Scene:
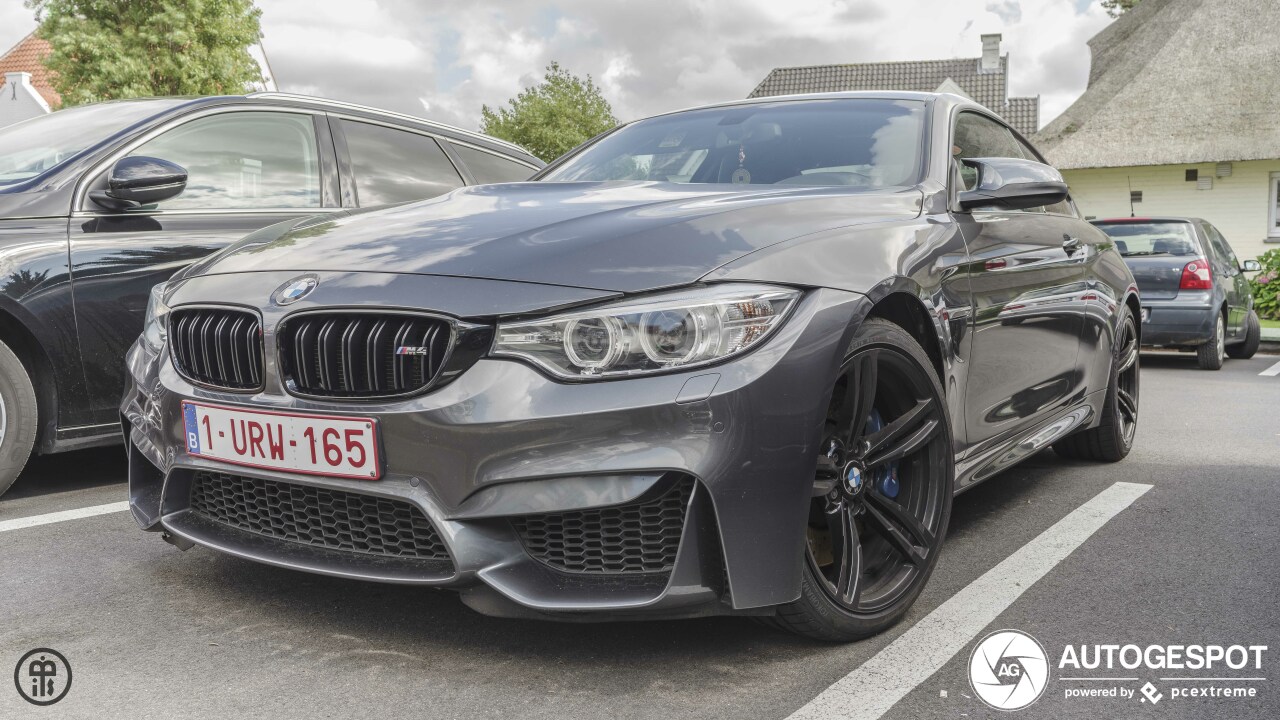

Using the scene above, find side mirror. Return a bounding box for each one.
[957,157,1069,211]
[1241,259,1262,272]
[89,156,187,211]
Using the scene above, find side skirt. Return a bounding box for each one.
[42,422,123,455]
[953,390,1105,493]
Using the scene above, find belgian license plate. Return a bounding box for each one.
[1141,307,1150,323]
[182,401,381,480]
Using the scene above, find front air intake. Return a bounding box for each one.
[511,476,696,575]
[189,471,451,562]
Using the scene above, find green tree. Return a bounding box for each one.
[480,62,618,163]
[26,0,264,107]
[1102,0,1141,17]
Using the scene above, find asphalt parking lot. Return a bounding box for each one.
[2,352,1277,720]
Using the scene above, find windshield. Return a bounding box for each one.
[0,100,185,187]
[542,98,926,188]
[1093,221,1202,257]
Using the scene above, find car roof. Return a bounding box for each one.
[244,92,537,161]
[127,93,540,165]
[1092,217,1205,224]
[646,90,977,120]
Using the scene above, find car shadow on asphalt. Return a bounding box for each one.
[5,445,127,501]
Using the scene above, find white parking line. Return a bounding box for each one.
[0,501,130,533]
[1259,359,1280,377]
[786,481,1153,720]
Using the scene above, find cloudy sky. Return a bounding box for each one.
[2,0,1114,131]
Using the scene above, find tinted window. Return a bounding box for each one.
[341,121,463,205]
[1203,223,1238,265]
[0,99,186,187]
[450,143,536,183]
[953,112,1027,191]
[128,111,321,209]
[543,99,926,188]
[953,112,1026,161]
[1093,221,1202,257]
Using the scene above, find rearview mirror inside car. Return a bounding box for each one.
[89,156,188,212]
[957,157,1069,211]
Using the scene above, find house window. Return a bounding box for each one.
[1270,172,1280,239]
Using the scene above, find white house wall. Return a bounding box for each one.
[0,72,51,129]
[1064,160,1280,263]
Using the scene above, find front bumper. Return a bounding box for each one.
[122,284,868,618]
[1138,292,1217,347]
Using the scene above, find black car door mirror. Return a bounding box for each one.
[89,156,188,211]
[957,157,1069,211]
[1241,259,1262,272]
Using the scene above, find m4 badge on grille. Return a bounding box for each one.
[396,346,432,355]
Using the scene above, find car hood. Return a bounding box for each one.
[191,181,923,293]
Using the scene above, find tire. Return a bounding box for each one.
[0,339,37,497]
[1226,311,1261,359]
[1196,313,1226,370]
[771,318,953,642]
[1054,306,1138,463]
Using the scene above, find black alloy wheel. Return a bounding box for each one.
[1054,305,1139,462]
[773,318,953,641]
[1113,313,1139,447]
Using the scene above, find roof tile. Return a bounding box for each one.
[749,55,1039,135]
[0,33,60,108]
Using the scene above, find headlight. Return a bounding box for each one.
[142,281,170,351]
[492,284,800,379]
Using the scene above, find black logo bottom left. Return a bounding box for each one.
[14,648,72,706]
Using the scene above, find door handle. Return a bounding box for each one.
[1062,234,1082,254]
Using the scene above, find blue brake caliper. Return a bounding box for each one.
[865,409,900,498]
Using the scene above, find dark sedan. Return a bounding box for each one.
[122,92,1140,641]
[1092,217,1262,369]
[0,93,541,495]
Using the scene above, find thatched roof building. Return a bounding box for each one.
[1034,0,1280,170]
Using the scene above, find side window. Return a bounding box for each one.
[449,143,536,184]
[126,112,321,210]
[952,111,1026,190]
[340,120,463,206]
[1204,224,1238,266]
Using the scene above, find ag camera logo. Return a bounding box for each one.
[969,629,1050,711]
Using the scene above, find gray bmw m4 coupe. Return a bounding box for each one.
[122,92,1140,641]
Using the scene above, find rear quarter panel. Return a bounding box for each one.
[1080,222,1139,392]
